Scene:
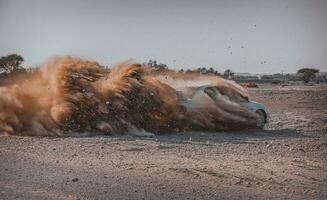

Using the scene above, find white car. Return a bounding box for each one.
[176,85,269,129]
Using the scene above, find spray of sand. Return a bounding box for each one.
[0,57,259,136]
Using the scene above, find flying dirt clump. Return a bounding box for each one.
[0,57,259,136]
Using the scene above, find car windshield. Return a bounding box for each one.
[238,95,249,103]
[208,86,250,103]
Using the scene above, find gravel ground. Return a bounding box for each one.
[1,84,327,200]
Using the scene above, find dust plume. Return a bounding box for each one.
[0,57,259,136]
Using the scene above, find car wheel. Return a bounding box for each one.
[256,110,266,129]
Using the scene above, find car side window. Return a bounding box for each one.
[204,87,216,98]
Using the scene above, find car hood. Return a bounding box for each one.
[241,101,270,118]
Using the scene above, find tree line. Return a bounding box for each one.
[146,59,320,82]
[0,55,321,83]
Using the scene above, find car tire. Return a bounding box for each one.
[256,110,266,129]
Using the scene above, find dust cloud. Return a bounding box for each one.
[0,57,259,136]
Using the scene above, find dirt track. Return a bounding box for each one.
[1,84,327,200]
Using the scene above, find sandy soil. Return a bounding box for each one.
[1,84,327,200]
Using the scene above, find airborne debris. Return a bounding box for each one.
[71,178,79,182]
[0,56,259,136]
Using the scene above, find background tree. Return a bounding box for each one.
[297,68,319,83]
[223,69,234,79]
[208,67,215,74]
[0,54,25,74]
[147,60,168,70]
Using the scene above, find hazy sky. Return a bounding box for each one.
[1,0,327,73]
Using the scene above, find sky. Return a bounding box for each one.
[0,0,327,73]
